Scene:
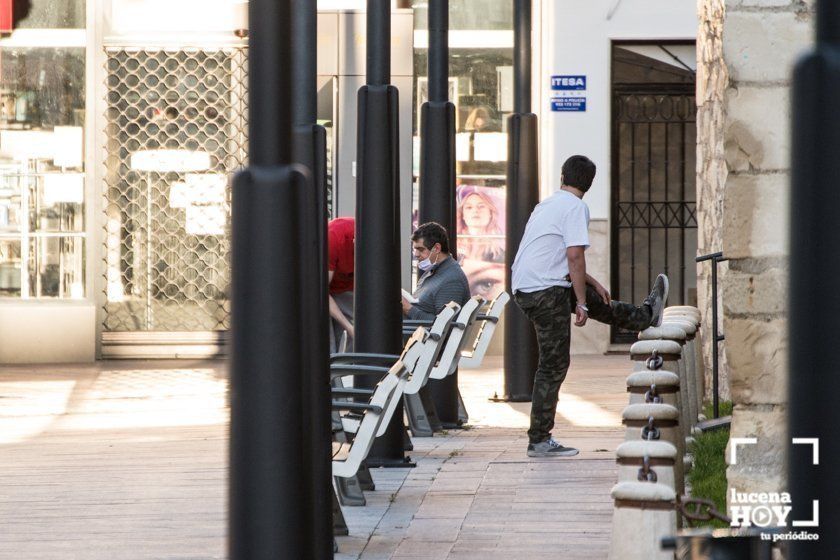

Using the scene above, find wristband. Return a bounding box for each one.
[576,303,589,313]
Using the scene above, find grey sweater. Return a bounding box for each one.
[407,256,471,321]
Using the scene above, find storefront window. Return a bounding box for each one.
[413,43,513,302]
[15,0,86,29]
[102,48,247,331]
[412,0,512,30]
[0,46,86,298]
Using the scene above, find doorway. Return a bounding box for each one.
[610,42,697,343]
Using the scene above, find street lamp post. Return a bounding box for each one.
[229,0,320,557]
[503,0,539,402]
[789,1,840,556]
[419,0,460,426]
[290,1,332,557]
[353,0,410,467]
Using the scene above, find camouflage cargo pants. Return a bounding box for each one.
[514,284,652,444]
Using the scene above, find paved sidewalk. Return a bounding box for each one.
[0,354,630,560]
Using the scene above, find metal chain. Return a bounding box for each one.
[641,416,660,440]
[637,456,658,482]
[644,383,662,404]
[678,497,732,526]
[646,351,664,370]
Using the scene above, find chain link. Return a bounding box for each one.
[646,351,664,370]
[637,456,659,482]
[678,497,732,526]
[644,383,663,404]
[641,416,660,440]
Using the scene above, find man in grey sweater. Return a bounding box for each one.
[402,222,471,320]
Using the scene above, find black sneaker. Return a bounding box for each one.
[527,438,579,457]
[645,274,669,327]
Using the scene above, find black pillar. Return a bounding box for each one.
[229,0,321,557]
[290,0,332,557]
[789,2,840,556]
[354,0,409,467]
[503,0,539,401]
[419,0,459,426]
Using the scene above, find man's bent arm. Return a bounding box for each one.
[328,271,354,333]
[406,304,436,321]
[567,246,588,305]
[584,273,602,288]
[329,294,354,331]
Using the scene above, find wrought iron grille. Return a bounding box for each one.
[611,87,697,343]
[103,48,248,332]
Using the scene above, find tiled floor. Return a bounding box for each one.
[0,354,631,559]
[336,355,628,559]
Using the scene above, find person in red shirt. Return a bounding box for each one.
[328,217,355,353]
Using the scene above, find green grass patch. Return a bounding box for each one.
[688,400,732,528]
[702,400,733,419]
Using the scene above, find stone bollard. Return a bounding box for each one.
[626,368,683,437]
[663,305,700,320]
[616,440,678,492]
[665,308,705,422]
[630,340,687,433]
[608,481,677,560]
[626,368,681,408]
[662,316,701,427]
[622,402,683,494]
[637,326,689,435]
[630,340,683,373]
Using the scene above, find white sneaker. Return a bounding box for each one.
[526,438,579,457]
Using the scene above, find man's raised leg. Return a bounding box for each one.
[573,274,669,332]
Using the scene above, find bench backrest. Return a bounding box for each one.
[334,363,406,478]
[336,338,423,476]
[404,302,460,394]
[374,337,425,437]
[428,296,485,381]
[458,291,510,369]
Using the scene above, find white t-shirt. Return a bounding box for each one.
[511,189,590,293]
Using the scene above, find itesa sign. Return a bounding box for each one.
[550,75,587,112]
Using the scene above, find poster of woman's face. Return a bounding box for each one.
[456,185,506,302]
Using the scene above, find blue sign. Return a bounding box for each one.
[551,97,586,112]
[551,75,586,91]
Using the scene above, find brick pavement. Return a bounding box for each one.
[0,354,630,560]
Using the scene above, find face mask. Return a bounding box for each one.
[418,249,439,271]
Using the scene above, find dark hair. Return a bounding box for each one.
[411,222,450,253]
[561,155,597,192]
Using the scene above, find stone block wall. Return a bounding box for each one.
[717,0,813,501]
[696,0,730,401]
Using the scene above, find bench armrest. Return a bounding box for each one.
[402,328,439,341]
[330,364,390,378]
[403,319,433,327]
[331,401,382,414]
[476,314,499,323]
[332,388,375,398]
[330,352,399,365]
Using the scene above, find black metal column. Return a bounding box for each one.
[229,0,319,557]
[354,0,409,467]
[503,0,539,401]
[290,0,332,557]
[419,0,459,426]
[789,2,840,556]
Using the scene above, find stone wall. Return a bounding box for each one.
[718,0,813,501]
[696,0,730,402]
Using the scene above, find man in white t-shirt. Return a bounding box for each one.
[511,155,669,458]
